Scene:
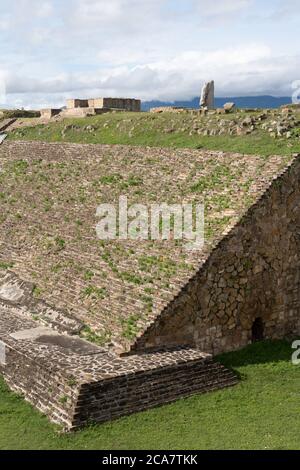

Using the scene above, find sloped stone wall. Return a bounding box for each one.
[132,156,300,355]
[1,141,295,354]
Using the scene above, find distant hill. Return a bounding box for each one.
[142,96,292,111]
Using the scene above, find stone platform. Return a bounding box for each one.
[0,301,237,430]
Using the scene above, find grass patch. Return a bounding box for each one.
[32,286,43,298]
[82,285,107,299]
[80,325,110,346]
[0,339,299,450]
[0,261,14,270]
[121,315,140,340]
[99,174,123,185]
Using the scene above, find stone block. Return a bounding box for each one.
[40,109,61,119]
[66,99,89,109]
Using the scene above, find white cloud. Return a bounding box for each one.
[267,0,300,20]
[36,1,54,18]
[0,14,11,31]
[71,0,123,24]
[3,44,299,108]
[195,0,252,16]
[0,0,299,107]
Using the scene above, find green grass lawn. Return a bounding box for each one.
[0,340,299,450]
[8,112,300,156]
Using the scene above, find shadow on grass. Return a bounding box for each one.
[217,338,298,370]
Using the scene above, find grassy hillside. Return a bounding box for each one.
[8,111,300,156]
[0,340,299,450]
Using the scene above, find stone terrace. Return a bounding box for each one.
[0,141,294,353]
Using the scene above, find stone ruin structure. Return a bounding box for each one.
[200,80,215,110]
[40,97,141,119]
[66,97,141,112]
[0,140,299,429]
[63,97,141,117]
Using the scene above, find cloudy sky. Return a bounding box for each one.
[0,0,299,108]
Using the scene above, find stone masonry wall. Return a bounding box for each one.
[66,99,89,109]
[1,344,78,428]
[132,157,300,355]
[96,98,141,111]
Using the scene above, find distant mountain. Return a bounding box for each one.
[142,96,292,111]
